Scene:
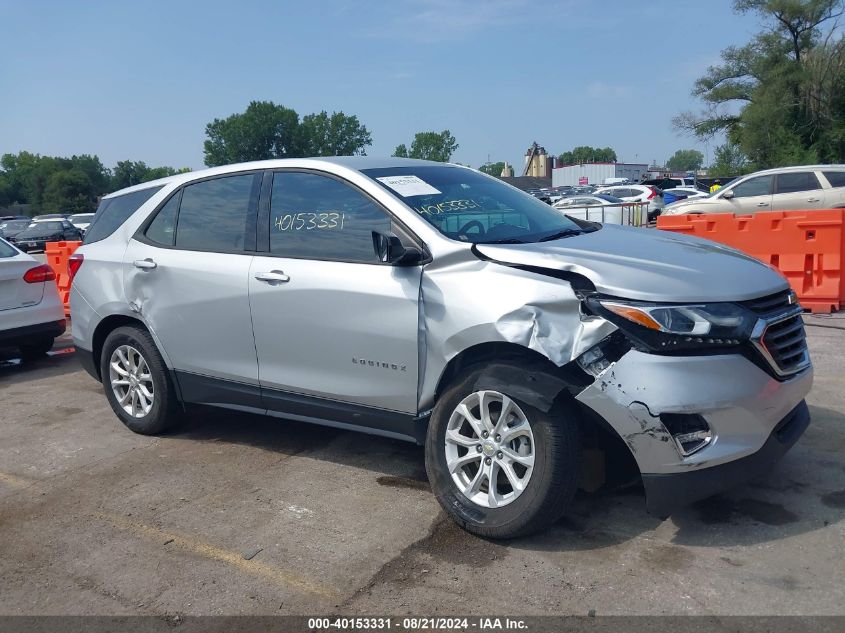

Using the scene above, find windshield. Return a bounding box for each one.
[362,166,596,244]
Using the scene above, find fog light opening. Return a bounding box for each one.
[659,413,713,457]
[576,347,611,377]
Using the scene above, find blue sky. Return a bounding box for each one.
[0,1,763,172]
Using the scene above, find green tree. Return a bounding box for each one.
[674,0,845,168]
[204,100,300,166]
[297,111,372,156]
[479,161,507,176]
[42,169,96,214]
[111,161,191,190]
[710,142,750,175]
[392,130,458,162]
[557,146,617,164]
[666,149,705,172]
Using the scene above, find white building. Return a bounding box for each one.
[552,162,649,187]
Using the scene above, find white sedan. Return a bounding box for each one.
[0,238,65,358]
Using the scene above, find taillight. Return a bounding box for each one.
[23,264,56,284]
[68,253,84,284]
[647,186,657,200]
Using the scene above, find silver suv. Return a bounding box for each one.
[71,158,813,538]
[663,164,845,215]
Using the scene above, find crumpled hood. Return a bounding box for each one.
[475,224,788,302]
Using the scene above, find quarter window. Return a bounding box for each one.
[269,172,391,263]
[775,172,821,194]
[729,176,772,198]
[175,174,257,252]
[823,171,845,188]
[145,192,181,246]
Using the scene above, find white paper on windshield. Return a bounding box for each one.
[376,175,441,197]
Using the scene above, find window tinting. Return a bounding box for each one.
[823,171,845,188]
[0,239,16,258]
[776,172,821,194]
[730,175,772,198]
[145,193,180,246]
[84,186,163,244]
[270,172,390,262]
[175,174,256,252]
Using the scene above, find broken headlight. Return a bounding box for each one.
[586,297,756,352]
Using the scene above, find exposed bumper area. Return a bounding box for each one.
[0,319,66,346]
[643,400,810,517]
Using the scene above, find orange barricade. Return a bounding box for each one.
[657,210,844,313]
[45,241,82,317]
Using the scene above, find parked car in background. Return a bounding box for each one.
[662,165,845,216]
[594,184,664,220]
[0,237,65,359]
[662,187,709,205]
[31,213,70,221]
[642,177,704,190]
[13,220,82,252]
[69,213,96,234]
[71,157,812,538]
[0,215,30,222]
[554,194,626,224]
[0,219,33,241]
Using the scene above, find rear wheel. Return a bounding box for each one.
[19,337,54,360]
[100,326,181,435]
[426,363,580,538]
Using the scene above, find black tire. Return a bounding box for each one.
[99,325,181,435]
[19,337,54,360]
[425,363,580,539]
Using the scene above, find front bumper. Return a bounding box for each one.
[642,400,809,517]
[575,349,813,513]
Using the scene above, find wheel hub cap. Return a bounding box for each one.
[444,390,536,509]
[109,344,154,419]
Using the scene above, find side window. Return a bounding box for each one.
[775,172,821,194]
[270,172,391,263]
[822,171,845,188]
[730,175,772,198]
[84,186,164,244]
[145,192,181,246]
[175,174,256,252]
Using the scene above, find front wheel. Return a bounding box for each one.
[100,325,181,435]
[425,364,580,538]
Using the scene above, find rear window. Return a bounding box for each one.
[775,172,821,194]
[0,239,17,258]
[823,171,845,188]
[84,186,163,244]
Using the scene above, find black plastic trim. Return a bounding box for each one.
[642,400,810,518]
[0,319,66,345]
[76,346,99,380]
[173,370,428,444]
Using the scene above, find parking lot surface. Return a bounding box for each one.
[1,317,844,616]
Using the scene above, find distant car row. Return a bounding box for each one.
[0,213,94,252]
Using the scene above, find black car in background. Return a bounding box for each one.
[12,220,82,252]
[0,219,33,241]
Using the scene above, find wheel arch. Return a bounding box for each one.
[90,314,172,380]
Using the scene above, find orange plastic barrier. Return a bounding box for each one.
[657,210,844,313]
[45,241,82,317]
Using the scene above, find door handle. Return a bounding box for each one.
[807,197,821,202]
[756,202,769,207]
[254,270,290,283]
[133,258,157,270]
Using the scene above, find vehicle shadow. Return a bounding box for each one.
[0,339,80,385]
[167,402,845,552]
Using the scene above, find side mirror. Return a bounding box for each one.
[372,231,424,266]
[721,189,734,199]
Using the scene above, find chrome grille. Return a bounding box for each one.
[751,307,811,377]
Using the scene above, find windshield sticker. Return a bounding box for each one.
[376,175,442,197]
[415,199,482,216]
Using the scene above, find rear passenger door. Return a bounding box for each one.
[123,172,262,396]
[249,170,422,417]
[771,171,826,211]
